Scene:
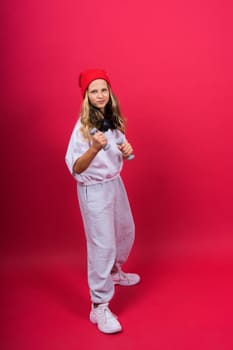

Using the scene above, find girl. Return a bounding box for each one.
[65,69,140,334]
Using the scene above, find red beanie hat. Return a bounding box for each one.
[78,69,111,97]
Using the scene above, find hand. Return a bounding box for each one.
[91,130,108,151]
[118,141,133,159]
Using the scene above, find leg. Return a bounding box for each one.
[77,181,123,334]
[111,177,140,286]
[77,181,116,304]
[112,176,135,271]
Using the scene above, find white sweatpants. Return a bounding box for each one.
[77,176,135,304]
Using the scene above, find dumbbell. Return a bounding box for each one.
[116,136,135,160]
[90,128,111,150]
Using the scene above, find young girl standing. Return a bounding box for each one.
[65,69,140,334]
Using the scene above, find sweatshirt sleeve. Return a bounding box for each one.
[65,119,89,175]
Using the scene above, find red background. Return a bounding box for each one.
[2,1,233,349]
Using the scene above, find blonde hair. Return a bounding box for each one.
[79,87,126,140]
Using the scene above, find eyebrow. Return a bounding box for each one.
[89,87,108,93]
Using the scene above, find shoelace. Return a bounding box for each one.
[97,305,118,324]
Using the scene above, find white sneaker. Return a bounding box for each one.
[90,303,122,334]
[111,269,140,286]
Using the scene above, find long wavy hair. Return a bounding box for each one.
[80,86,126,140]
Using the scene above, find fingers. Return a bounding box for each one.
[92,131,108,150]
[118,142,133,157]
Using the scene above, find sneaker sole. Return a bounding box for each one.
[90,312,122,334]
[112,277,141,286]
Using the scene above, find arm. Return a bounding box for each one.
[73,131,108,174]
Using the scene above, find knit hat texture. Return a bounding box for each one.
[79,69,111,97]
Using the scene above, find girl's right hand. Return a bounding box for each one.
[91,131,108,151]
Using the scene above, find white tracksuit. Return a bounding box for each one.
[65,118,135,303]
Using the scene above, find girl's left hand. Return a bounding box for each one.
[118,142,133,159]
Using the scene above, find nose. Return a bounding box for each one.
[97,91,104,98]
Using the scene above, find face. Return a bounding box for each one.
[87,79,110,112]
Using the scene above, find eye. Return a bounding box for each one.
[89,89,97,94]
